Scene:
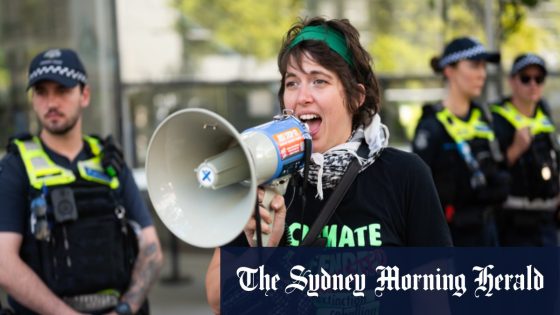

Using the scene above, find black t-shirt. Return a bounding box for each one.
[231,148,452,247]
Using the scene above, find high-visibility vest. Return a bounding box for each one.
[436,107,495,143]
[13,135,119,190]
[491,101,555,135]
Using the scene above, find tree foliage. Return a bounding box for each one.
[171,0,557,74]
[368,0,552,74]
[172,0,303,60]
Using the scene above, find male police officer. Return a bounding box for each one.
[0,48,163,314]
[492,53,560,246]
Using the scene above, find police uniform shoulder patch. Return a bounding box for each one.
[6,132,34,154]
[414,130,430,151]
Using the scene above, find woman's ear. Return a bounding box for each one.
[357,84,365,107]
[442,66,453,80]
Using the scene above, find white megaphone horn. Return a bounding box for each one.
[145,108,311,248]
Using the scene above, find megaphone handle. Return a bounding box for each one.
[255,176,290,246]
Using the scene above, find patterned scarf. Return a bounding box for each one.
[300,114,389,200]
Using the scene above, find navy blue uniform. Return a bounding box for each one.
[492,99,559,246]
[412,103,509,246]
[0,138,153,314]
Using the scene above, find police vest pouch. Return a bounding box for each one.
[51,187,78,223]
[46,213,134,296]
[473,169,510,206]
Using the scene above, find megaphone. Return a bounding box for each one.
[146,108,310,248]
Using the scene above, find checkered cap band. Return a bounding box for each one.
[511,54,546,75]
[28,65,87,85]
[439,44,486,68]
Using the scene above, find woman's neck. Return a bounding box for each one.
[443,88,471,118]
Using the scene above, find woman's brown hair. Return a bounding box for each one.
[277,17,380,129]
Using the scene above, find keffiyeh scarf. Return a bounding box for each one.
[300,114,390,200]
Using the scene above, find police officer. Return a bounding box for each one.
[412,37,510,246]
[0,49,163,315]
[491,53,560,246]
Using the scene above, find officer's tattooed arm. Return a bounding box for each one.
[121,226,164,313]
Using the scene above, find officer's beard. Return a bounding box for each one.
[40,108,82,135]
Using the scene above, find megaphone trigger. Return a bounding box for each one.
[254,175,291,246]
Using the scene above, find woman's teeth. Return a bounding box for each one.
[299,114,319,121]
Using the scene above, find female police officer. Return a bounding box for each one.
[412,37,510,246]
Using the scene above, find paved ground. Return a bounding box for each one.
[149,248,214,315]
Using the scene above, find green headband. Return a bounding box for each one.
[288,25,353,66]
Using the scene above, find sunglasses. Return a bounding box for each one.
[519,74,545,85]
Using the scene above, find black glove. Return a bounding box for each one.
[101,135,125,177]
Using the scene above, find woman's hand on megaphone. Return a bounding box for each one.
[244,188,287,247]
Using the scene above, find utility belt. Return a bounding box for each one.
[64,297,150,315]
[502,195,559,212]
[62,290,120,314]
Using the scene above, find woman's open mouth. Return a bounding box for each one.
[299,113,322,136]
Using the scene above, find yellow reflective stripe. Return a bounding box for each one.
[77,157,120,189]
[83,135,102,156]
[14,137,75,189]
[436,107,494,142]
[532,108,555,134]
[81,135,120,189]
[491,102,555,135]
[14,135,120,190]
[491,104,525,129]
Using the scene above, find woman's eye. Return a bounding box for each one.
[285,81,297,88]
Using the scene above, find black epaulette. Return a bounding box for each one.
[538,99,552,117]
[421,102,443,118]
[537,99,560,152]
[472,102,493,124]
[6,132,34,154]
[88,133,103,142]
[472,102,504,163]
